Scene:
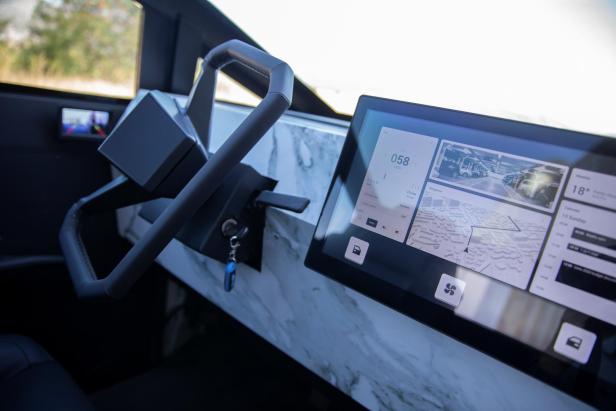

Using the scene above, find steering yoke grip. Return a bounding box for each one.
[59,40,294,299]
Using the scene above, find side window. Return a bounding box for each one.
[195,58,260,107]
[0,0,142,98]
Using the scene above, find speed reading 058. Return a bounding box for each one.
[390,153,410,166]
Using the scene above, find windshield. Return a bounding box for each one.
[210,0,616,137]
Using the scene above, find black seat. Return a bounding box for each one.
[0,335,93,411]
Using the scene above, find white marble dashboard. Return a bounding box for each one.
[116,101,592,411]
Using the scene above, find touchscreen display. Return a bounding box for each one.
[306,96,616,407]
[61,107,110,139]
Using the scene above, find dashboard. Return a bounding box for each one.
[306,95,616,408]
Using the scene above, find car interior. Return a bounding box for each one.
[0,1,615,410]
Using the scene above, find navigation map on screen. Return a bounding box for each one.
[408,183,552,289]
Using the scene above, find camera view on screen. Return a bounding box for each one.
[61,108,110,138]
[431,141,567,212]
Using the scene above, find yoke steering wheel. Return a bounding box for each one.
[59,40,294,299]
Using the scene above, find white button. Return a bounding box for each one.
[553,322,596,364]
[344,236,369,265]
[434,273,466,307]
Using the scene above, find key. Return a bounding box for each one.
[223,227,248,292]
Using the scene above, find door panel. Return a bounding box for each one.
[0,84,168,390]
[0,85,128,255]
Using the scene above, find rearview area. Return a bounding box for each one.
[60,107,110,139]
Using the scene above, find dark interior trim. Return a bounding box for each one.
[0,83,131,105]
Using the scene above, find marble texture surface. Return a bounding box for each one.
[116,102,592,411]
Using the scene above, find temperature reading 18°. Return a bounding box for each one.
[565,169,616,210]
[390,153,410,166]
[571,185,589,196]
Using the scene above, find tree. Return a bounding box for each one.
[0,18,13,75]
[14,0,140,83]
[0,18,8,39]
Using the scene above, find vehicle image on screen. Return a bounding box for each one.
[504,166,561,207]
[437,146,465,177]
[472,162,489,177]
[437,146,487,178]
[503,172,522,187]
[455,156,486,178]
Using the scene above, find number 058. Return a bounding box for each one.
[391,154,410,166]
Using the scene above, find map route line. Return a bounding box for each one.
[464,216,521,253]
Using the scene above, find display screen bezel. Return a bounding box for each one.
[305,95,616,408]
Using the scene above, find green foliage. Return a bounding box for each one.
[0,18,8,39]
[3,0,140,84]
[0,18,14,76]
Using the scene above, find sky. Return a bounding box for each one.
[1,0,615,136]
[211,0,616,137]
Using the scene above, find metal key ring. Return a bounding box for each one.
[229,235,240,249]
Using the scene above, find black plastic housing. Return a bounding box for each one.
[139,164,276,270]
[98,90,207,198]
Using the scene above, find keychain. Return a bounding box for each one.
[224,226,248,292]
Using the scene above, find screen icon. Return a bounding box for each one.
[553,322,596,364]
[344,237,369,265]
[434,273,466,307]
[566,336,582,349]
